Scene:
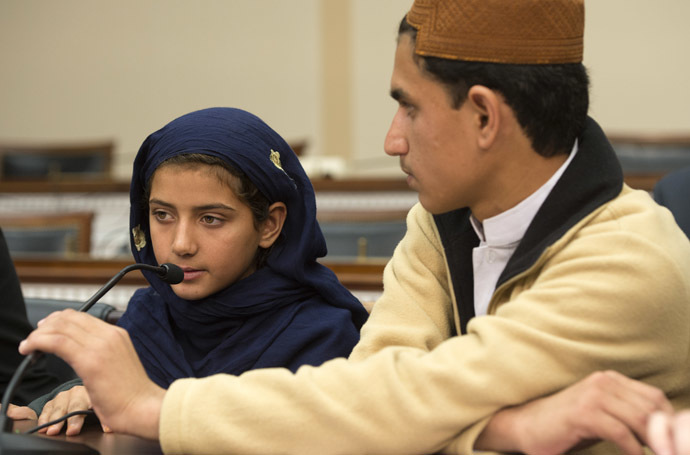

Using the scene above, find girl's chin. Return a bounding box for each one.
[171,284,211,301]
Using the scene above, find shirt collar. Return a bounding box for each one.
[471,140,579,247]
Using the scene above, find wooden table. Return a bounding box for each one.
[10,418,163,454]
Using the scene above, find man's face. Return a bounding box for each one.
[384,34,489,215]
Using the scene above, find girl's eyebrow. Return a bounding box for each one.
[149,198,236,212]
[196,203,236,212]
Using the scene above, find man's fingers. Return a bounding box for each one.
[18,309,111,366]
[570,371,675,454]
[603,371,674,414]
[673,411,690,455]
[599,385,662,443]
[589,411,646,455]
[648,412,674,455]
[19,311,87,359]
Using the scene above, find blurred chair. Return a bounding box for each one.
[288,140,308,157]
[610,134,690,191]
[0,212,94,257]
[24,297,122,383]
[317,210,408,260]
[653,166,690,239]
[0,141,113,181]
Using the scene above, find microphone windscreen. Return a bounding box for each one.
[160,263,184,284]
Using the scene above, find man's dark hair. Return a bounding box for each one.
[399,17,589,157]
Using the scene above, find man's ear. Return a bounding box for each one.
[259,202,287,248]
[467,85,501,150]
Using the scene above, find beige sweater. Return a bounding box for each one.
[160,187,690,454]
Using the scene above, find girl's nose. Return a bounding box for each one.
[171,223,198,257]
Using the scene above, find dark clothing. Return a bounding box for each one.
[29,108,369,414]
[0,229,62,405]
[653,166,690,238]
[125,107,367,388]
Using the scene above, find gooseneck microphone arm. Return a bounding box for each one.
[0,262,183,454]
[78,263,184,314]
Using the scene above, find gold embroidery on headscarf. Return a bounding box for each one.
[132,225,146,251]
[270,149,284,172]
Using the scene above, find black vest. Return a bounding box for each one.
[433,118,623,334]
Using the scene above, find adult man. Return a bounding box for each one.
[18,0,690,454]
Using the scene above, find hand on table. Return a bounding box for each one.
[18,309,165,440]
[37,385,113,436]
[5,403,37,420]
[475,370,674,455]
[5,386,108,435]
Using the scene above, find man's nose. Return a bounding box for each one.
[384,110,409,156]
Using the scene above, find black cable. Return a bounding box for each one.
[23,410,95,434]
[0,262,182,438]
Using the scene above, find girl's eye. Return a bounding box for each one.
[152,210,170,221]
[201,215,221,225]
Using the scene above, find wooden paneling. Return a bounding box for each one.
[0,177,412,194]
[13,256,386,291]
[0,179,130,193]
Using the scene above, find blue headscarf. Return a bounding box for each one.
[117,107,368,388]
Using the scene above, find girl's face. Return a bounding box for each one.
[148,164,280,300]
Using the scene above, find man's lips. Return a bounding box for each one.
[400,163,412,178]
[400,166,415,186]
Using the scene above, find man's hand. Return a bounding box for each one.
[18,309,165,440]
[475,370,674,455]
[648,410,690,455]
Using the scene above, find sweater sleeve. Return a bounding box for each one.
[349,203,456,361]
[159,192,690,455]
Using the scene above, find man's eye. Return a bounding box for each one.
[399,101,415,116]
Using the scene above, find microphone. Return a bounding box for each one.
[0,262,183,454]
[156,263,185,285]
[78,263,183,314]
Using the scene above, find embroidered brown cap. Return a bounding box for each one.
[406,0,584,64]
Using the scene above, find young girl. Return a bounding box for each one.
[11,107,368,434]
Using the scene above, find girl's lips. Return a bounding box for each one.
[181,268,204,281]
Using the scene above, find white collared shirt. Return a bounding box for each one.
[470,141,578,316]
